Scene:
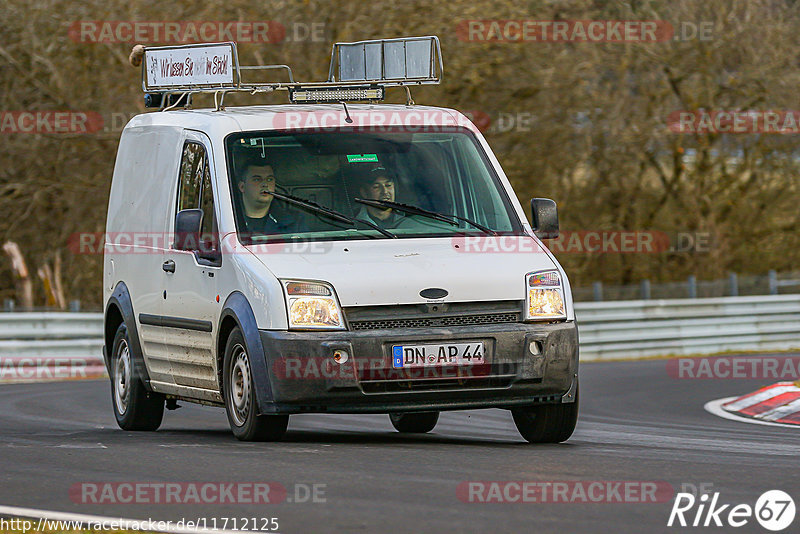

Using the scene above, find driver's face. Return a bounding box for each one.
[239,165,275,205]
[362,175,395,203]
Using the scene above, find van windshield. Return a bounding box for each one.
[225,128,522,242]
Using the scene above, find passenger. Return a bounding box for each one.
[353,166,405,229]
[237,159,300,235]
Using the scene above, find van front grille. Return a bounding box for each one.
[344,300,523,331]
[350,312,519,331]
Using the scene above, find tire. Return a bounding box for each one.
[389,411,440,433]
[511,384,579,443]
[110,323,165,431]
[223,327,288,441]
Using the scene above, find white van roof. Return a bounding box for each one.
[123,104,478,140]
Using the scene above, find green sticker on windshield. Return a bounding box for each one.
[347,154,379,163]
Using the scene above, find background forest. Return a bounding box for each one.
[2,0,799,308]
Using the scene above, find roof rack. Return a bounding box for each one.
[139,36,442,111]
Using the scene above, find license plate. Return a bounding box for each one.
[392,342,485,368]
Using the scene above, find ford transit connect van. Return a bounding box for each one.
[103,37,578,442]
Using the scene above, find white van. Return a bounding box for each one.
[103,37,578,442]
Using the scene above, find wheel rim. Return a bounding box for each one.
[114,339,132,415]
[228,343,252,427]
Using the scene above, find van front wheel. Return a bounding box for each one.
[511,385,579,443]
[110,323,164,431]
[389,411,439,433]
[223,328,288,441]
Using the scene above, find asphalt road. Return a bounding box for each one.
[1,356,799,534]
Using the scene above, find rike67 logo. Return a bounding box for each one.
[668,490,795,531]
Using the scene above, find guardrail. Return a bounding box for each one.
[0,312,102,340]
[0,313,105,381]
[1,295,800,376]
[0,312,103,358]
[576,294,800,360]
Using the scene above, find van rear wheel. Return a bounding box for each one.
[110,323,164,431]
[223,327,289,441]
[389,411,439,433]
[511,384,579,443]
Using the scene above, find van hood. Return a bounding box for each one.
[244,236,561,307]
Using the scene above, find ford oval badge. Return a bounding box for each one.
[420,288,448,299]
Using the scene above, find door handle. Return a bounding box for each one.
[162,260,176,273]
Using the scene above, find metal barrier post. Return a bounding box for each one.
[769,270,778,295]
[592,281,603,302]
[640,280,651,300]
[729,272,738,297]
[687,275,697,298]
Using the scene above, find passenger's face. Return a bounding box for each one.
[239,165,275,205]
[362,175,395,203]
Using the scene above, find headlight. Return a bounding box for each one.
[525,270,566,321]
[282,280,346,330]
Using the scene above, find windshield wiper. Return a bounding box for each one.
[354,198,498,236]
[269,191,396,239]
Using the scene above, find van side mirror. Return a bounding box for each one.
[174,209,203,251]
[530,198,559,239]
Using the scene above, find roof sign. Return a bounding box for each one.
[143,42,237,90]
[329,36,442,84]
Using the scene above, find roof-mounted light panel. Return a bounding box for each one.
[328,36,442,84]
[137,36,442,110]
[289,86,384,104]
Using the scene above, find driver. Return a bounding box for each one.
[237,159,299,235]
[353,166,404,229]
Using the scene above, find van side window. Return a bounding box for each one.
[178,143,205,211]
[176,142,220,265]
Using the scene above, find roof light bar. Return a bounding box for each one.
[290,86,384,103]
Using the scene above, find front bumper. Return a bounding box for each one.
[257,321,578,414]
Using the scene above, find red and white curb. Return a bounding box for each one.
[705,382,800,428]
